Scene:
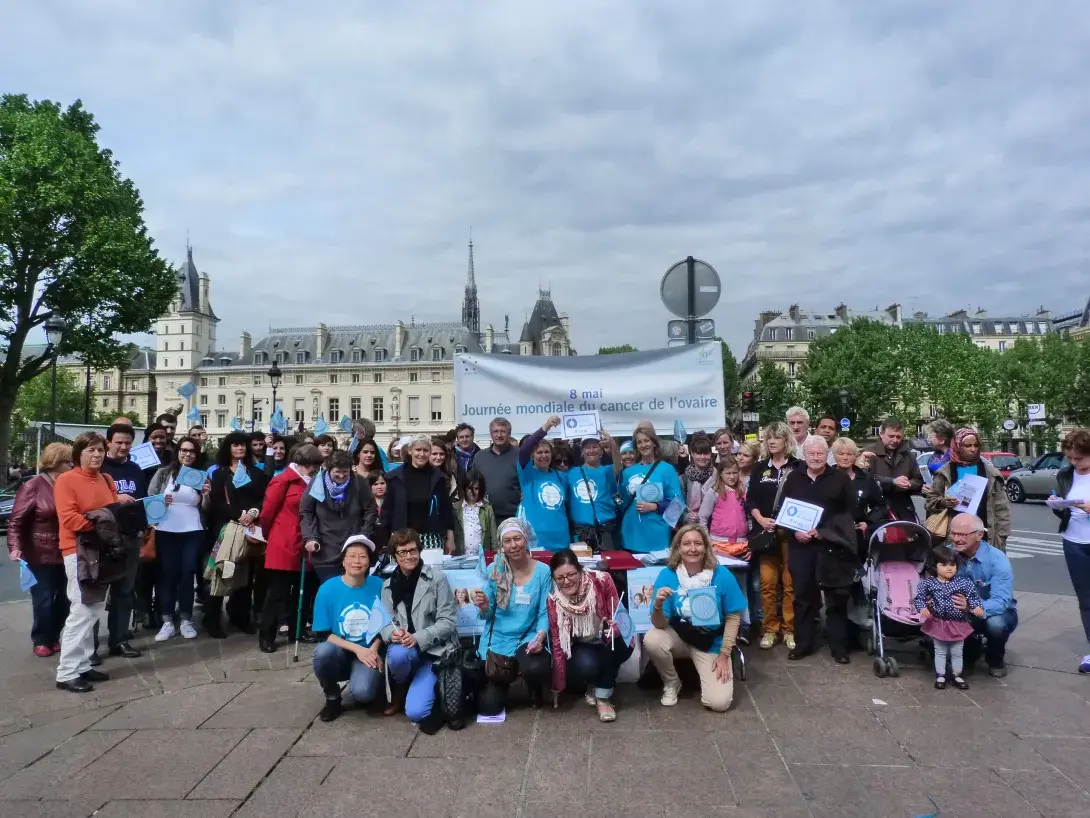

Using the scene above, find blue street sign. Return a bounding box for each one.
[839,418,850,430]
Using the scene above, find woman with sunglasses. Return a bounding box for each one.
[148,438,212,641]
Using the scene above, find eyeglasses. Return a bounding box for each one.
[553,572,580,585]
[950,529,982,539]
[395,548,419,558]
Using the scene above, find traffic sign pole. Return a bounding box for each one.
[686,256,696,345]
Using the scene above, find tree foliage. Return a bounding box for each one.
[754,359,792,426]
[717,338,740,414]
[0,94,175,472]
[597,345,638,355]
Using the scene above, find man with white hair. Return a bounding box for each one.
[786,407,810,459]
[949,513,1017,678]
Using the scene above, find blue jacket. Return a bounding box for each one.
[957,541,1016,619]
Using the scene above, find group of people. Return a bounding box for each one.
[6,405,1086,723]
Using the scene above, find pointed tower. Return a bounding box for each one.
[461,237,481,342]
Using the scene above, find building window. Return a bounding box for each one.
[129,379,138,390]
[807,329,815,340]
[181,325,186,333]
[431,371,441,382]
[432,346,443,361]
[180,341,185,351]
[871,425,882,437]
[217,394,226,405]
[1037,322,1048,334]
[218,377,226,387]
[374,372,383,383]
[275,351,287,365]
[1010,323,1019,335]
[928,404,938,417]
[163,359,169,368]
[254,406,264,423]
[999,341,1007,352]
[409,372,419,383]
[352,373,361,384]
[254,352,266,366]
[351,348,362,363]
[374,348,387,363]
[216,412,227,427]
[372,397,384,422]
[994,323,1006,334]
[293,399,305,424]
[430,396,442,422]
[102,376,111,390]
[454,345,467,354]
[768,329,776,341]
[296,351,307,364]
[551,343,562,356]
[330,374,338,384]
[351,397,362,420]
[102,397,110,408]
[785,328,794,341]
[164,341,170,351]
[295,374,304,385]
[330,349,343,363]
[408,347,420,362]
[972,323,982,335]
[198,393,207,405]
[199,413,208,427]
[1024,322,1033,334]
[253,375,262,386]
[787,362,796,377]
[407,396,420,422]
[200,377,208,387]
[128,397,135,407]
[328,398,340,418]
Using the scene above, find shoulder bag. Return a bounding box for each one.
[483,586,540,685]
[749,467,789,556]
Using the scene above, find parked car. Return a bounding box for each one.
[981,452,1023,479]
[1006,451,1069,503]
[0,491,15,534]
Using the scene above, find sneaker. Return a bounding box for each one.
[660,680,682,707]
[154,621,175,642]
[784,633,796,652]
[319,698,343,722]
[759,632,777,650]
[1079,655,1090,674]
[179,620,198,640]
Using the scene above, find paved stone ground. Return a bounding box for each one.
[0,591,1087,818]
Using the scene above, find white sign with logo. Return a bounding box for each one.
[1028,403,1046,427]
[455,343,726,436]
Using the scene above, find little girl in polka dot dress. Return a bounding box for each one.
[912,545,984,690]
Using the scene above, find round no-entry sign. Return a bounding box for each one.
[840,418,850,431]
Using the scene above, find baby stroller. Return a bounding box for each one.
[858,520,933,678]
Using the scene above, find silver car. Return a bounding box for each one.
[1005,451,1069,503]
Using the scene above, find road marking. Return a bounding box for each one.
[1007,536,1066,548]
[1012,529,1062,538]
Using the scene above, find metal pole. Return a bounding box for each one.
[50,357,58,435]
[685,255,696,344]
[84,362,91,423]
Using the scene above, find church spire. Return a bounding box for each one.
[461,235,481,341]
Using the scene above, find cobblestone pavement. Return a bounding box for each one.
[0,591,1087,817]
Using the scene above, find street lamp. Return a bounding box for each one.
[837,388,850,417]
[267,361,282,419]
[43,316,66,435]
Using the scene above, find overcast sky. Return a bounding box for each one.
[4,1,1089,358]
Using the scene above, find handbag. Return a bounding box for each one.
[484,611,538,686]
[750,468,790,556]
[139,528,156,562]
[668,615,719,652]
[925,510,950,538]
[434,648,469,730]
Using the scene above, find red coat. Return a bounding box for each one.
[259,468,308,572]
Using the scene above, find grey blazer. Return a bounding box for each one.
[380,564,458,660]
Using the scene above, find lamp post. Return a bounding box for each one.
[267,361,282,420]
[838,388,850,419]
[43,316,66,435]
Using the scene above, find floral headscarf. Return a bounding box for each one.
[950,427,981,466]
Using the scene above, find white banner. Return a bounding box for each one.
[455,342,725,437]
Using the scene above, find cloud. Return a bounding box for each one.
[3,0,1089,357]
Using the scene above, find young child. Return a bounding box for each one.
[698,455,749,560]
[368,472,387,514]
[913,545,985,690]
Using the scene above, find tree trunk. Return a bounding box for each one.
[0,385,20,478]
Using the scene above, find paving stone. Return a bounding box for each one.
[722,761,808,810]
[187,727,302,799]
[51,729,247,801]
[1023,736,1090,782]
[93,801,240,818]
[0,799,107,817]
[519,735,588,802]
[997,768,1090,815]
[761,706,913,765]
[409,716,536,760]
[233,756,335,818]
[289,715,416,758]
[0,707,118,764]
[0,730,132,800]
[853,765,1039,818]
[591,733,728,807]
[199,682,320,729]
[309,758,468,816]
[91,683,249,730]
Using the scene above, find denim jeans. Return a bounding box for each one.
[1062,538,1090,648]
[969,608,1019,667]
[27,563,69,647]
[312,641,382,703]
[386,643,439,722]
[566,639,634,700]
[156,530,204,620]
[106,536,140,647]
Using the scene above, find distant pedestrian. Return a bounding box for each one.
[1049,429,1090,673]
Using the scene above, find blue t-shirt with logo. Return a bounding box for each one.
[620,462,682,553]
[651,565,747,655]
[312,574,384,645]
[517,462,571,551]
[568,464,618,527]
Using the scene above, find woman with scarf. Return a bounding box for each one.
[546,548,631,722]
[257,444,325,652]
[300,450,379,583]
[644,524,747,711]
[472,518,551,714]
[680,433,715,524]
[925,427,1011,551]
[379,529,458,726]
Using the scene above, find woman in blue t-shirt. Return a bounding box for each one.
[517,416,571,551]
[643,524,747,712]
[617,427,683,553]
[472,518,551,714]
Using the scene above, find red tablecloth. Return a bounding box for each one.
[482,550,644,571]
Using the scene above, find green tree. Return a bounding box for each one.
[754,359,792,426]
[597,345,638,354]
[716,338,741,414]
[0,94,175,473]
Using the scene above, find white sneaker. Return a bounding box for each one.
[660,680,682,707]
[154,621,175,642]
[179,620,198,640]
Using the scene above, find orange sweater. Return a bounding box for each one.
[54,467,119,557]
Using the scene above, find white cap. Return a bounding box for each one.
[341,534,376,554]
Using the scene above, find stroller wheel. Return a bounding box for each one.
[885,657,900,678]
[873,657,888,678]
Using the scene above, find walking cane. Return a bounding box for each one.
[293,552,309,663]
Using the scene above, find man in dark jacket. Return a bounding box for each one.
[473,416,521,520]
[865,418,923,523]
[99,423,148,659]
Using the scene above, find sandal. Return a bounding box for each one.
[596,699,616,722]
